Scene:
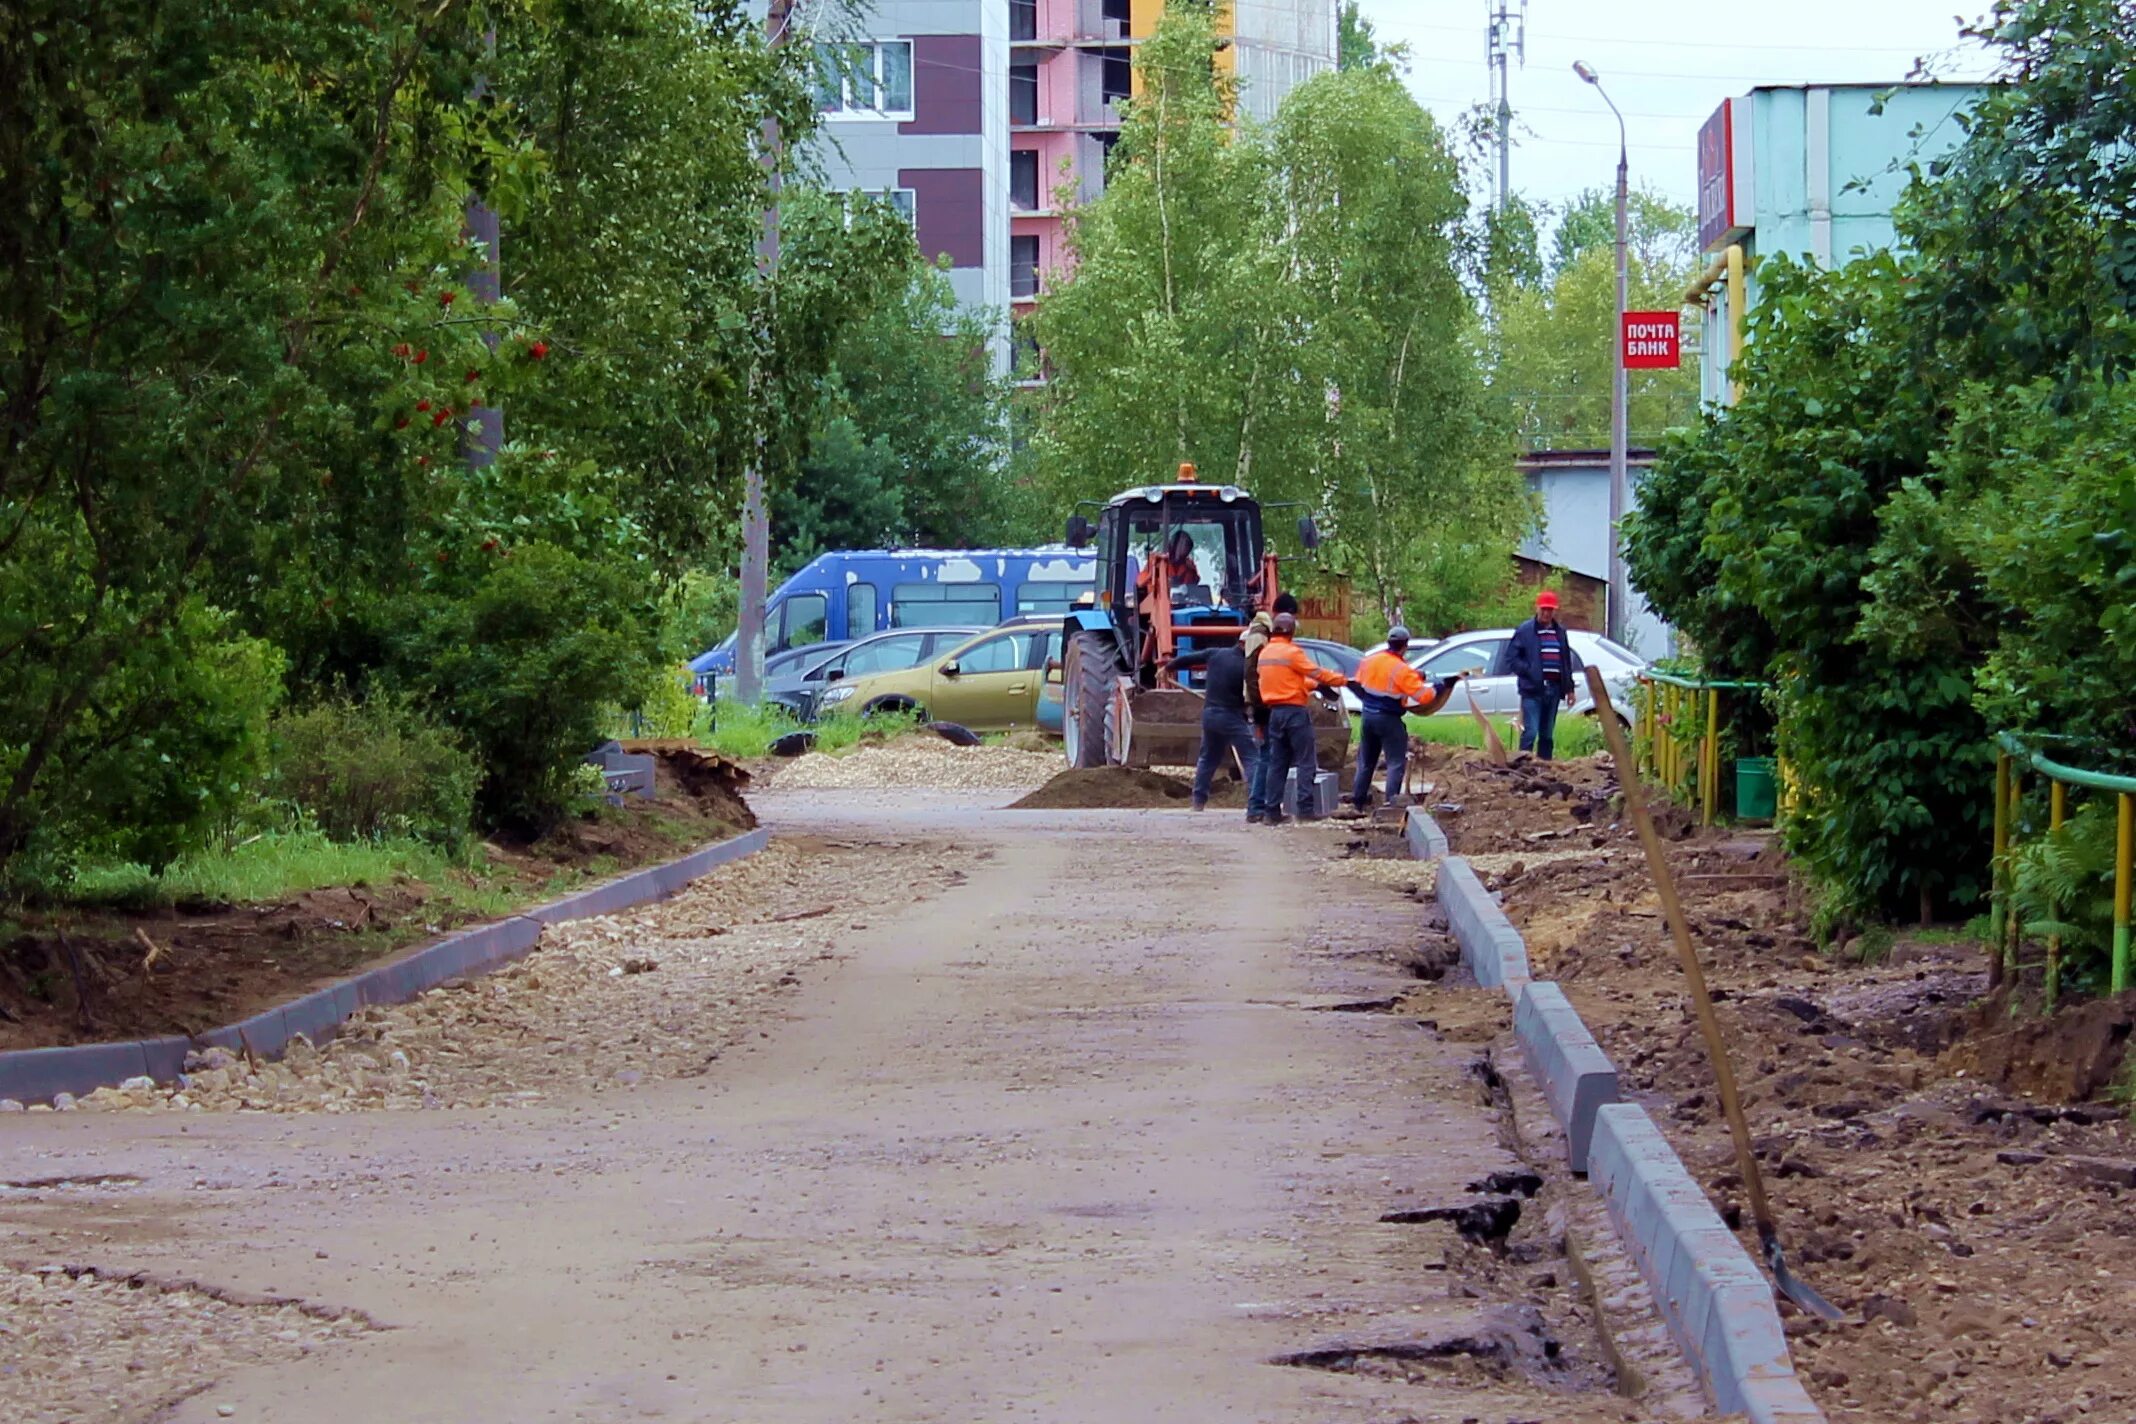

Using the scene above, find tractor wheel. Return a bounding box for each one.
[1062,629,1121,768]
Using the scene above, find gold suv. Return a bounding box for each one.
[815,616,1062,732]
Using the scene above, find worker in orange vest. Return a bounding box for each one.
[1346,627,1461,814]
[1255,612,1346,825]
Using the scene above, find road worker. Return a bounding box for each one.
[1255,611,1346,826]
[1241,593,1295,823]
[1345,627,1461,814]
[1163,641,1259,817]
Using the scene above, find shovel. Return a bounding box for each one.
[1463,678,1510,766]
[1585,668,1845,1323]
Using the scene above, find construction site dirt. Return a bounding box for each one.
[1422,746,2136,1424]
[0,747,754,1054]
[6,777,1702,1424]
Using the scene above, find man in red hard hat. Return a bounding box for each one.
[1505,590,1584,761]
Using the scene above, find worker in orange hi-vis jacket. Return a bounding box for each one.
[1345,626,1462,815]
[1255,612,1346,826]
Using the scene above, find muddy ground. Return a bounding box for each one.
[0,747,753,1053]
[1422,747,2136,1424]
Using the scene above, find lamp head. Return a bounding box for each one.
[1573,60,1599,85]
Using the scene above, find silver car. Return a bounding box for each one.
[1410,628,1647,723]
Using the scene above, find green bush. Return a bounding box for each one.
[406,544,659,835]
[624,662,707,741]
[268,696,478,845]
[3,604,285,893]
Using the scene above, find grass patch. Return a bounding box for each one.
[68,830,480,910]
[1396,711,1604,759]
[702,702,889,759]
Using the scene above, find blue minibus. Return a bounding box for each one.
[692,548,1096,678]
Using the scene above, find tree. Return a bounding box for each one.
[1338,2,1399,73]
[1490,194,1702,452]
[1548,187,1699,278]
[0,0,924,872]
[1033,11,1521,632]
[1621,0,2136,930]
[776,256,1029,566]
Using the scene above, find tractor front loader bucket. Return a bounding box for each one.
[1116,685,1352,777]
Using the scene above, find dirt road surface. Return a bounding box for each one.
[4,791,1651,1423]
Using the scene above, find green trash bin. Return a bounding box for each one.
[1735,756,1777,821]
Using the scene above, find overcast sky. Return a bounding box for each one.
[1359,0,2001,219]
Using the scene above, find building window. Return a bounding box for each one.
[846,187,917,226]
[814,41,914,119]
[1010,62,1039,126]
[1010,150,1039,211]
[1011,235,1040,300]
[1010,0,1037,42]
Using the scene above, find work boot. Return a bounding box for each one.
[1263,811,1288,828]
[1244,811,1264,824]
[1190,798,1207,812]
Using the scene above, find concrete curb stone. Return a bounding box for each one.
[1588,1104,1826,1424]
[1414,817,1823,1422]
[1402,808,1450,861]
[0,825,771,1105]
[1512,980,1621,1174]
[1435,856,1532,993]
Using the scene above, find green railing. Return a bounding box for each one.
[1992,731,2136,1003]
[1634,671,1773,826]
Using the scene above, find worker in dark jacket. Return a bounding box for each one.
[1256,612,1346,825]
[1165,642,1259,817]
[1241,593,1297,822]
[1347,627,1461,813]
[1504,591,1584,761]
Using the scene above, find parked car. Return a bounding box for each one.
[817,615,1064,731]
[1408,627,1647,722]
[695,639,850,700]
[1296,638,1366,716]
[691,547,1095,676]
[767,627,982,721]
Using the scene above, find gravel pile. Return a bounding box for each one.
[44,840,972,1115]
[0,1264,373,1424]
[772,738,1058,792]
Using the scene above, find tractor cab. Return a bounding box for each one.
[1059,466,1345,771]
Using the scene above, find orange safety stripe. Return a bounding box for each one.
[1256,638,1345,706]
[1356,650,1426,702]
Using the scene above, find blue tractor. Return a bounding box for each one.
[1058,468,1347,771]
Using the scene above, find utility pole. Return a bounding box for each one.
[737,0,795,707]
[465,32,502,470]
[1575,60,1630,646]
[1486,0,1527,212]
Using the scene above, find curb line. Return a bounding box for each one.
[1589,1105,1827,1424]
[1402,807,1449,861]
[0,825,770,1106]
[1512,980,1621,1174]
[1435,856,1531,993]
[1416,834,1826,1423]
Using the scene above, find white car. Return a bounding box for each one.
[1408,627,1646,723]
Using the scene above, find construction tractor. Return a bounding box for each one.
[1058,467,1349,771]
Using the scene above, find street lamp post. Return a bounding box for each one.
[1574,60,1629,647]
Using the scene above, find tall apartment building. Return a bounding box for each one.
[799,1,1335,373]
[1009,1,1336,361]
[805,2,1013,369]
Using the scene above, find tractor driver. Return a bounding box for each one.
[1135,529,1202,615]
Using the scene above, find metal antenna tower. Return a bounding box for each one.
[1487,0,1528,211]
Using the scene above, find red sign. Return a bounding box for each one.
[1697,99,1738,252]
[1622,311,1681,369]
